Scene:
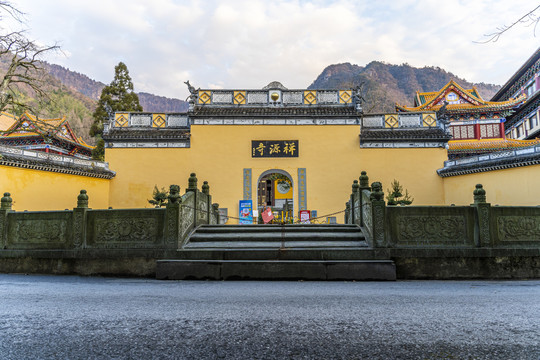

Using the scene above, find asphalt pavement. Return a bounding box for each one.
[0,274,539,359]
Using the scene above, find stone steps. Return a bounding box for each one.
[183,224,368,249]
[157,224,395,280]
[156,260,396,281]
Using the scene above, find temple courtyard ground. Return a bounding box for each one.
[0,274,538,359]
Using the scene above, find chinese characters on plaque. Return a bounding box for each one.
[251,140,299,158]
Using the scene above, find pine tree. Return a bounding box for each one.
[148,185,169,207]
[386,180,414,206]
[90,62,143,160]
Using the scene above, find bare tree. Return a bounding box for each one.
[476,4,540,43]
[0,1,59,116]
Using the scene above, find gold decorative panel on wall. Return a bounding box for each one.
[114,113,129,128]
[152,114,166,128]
[198,91,212,104]
[422,113,436,127]
[304,91,317,105]
[233,91,246,105]
[384,114,399,128]
[339,90,352,104]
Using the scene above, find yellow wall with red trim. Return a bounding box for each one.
[0,165,110,211]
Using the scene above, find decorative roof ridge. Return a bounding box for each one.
[397,92,525,112]
[448,138,540,151]
[197,88,354,92]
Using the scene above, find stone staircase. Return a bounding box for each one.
[183,224,368,249]
[156,224,396,281]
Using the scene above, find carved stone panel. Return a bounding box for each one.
[497,216,540,242]
[395,215,469,246]
[86,209,164,249]
[361,193,373,241]
[7,212,72,249]
[181,194,195,239]
[197,197,208,223]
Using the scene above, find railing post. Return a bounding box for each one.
[212,203,220,225]
[186,173,200,226]
[187,173,198,192]
[345,201,351,224]
[370,182,387,247]
[472,184,491,247]
[351,180,360,224]
[0,192,13,249]
[165,185,182,248]
[202,181,211,225]
[358,171,370,227]
[72,190,88,248]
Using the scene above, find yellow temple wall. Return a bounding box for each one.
[106,125,447,222]
[442,165,540,206]
[0,165,110,211]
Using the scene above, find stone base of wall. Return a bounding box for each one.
[0,250,178,277]
[0,248,539,280]
[394,256,540,280]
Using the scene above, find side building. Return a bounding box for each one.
[396,80,531,159]
[491,47,540,140]
[0,112,93,158]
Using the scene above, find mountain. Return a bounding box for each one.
[43,63,188,112]
[138,92,188,112]
[309,61,501,113]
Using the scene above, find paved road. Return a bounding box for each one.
[0,274,539,359]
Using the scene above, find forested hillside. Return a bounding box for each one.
[309,62,500,113]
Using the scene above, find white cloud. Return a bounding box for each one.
[9,0,540,99]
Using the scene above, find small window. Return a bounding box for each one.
[527,85,534,97]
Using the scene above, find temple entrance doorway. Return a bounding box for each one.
[257,169,293,222]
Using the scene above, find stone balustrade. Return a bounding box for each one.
[346,173,540,249]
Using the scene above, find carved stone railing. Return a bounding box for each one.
[345,176,540,249]
[361,190,373,243]
[0,174,220,251]
[385,206,476,248]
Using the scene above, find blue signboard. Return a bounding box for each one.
[239,200,253,225]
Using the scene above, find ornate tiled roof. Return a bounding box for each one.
[360,128,451,142]
[396,80,525,114]
[0,112,17,131]
[1,112,94,150]
[448,138,540,153]
[0,144,115,179]
[104,128,190,141]
[438,144,540,177]
[191,106,358,117]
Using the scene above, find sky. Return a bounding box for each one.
[4,0,540,100]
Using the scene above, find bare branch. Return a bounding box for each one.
[0,1,24,23]
[475,4,540,43]
[0,31,60,116]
